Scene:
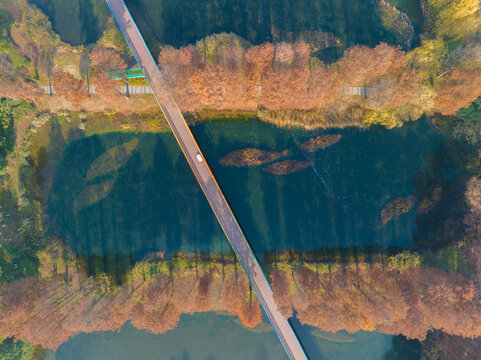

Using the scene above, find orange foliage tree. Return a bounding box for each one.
[272,263,479,340]
[51,70,88,108]
[391,69,421,108]
[0,55,42,102]
[434,69,481,115]
[90,47,127,72]
[338,43,406,86]
[91,72,124,103]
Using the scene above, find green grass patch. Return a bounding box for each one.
[0,10,30,69]
[458,97,481,122]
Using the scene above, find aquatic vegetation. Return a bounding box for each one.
[378,0,414,48]
[86,138,139,180]
[219,147,287,167]
[418,185,442,214]
[380,196,416,224]
[73,178,116,212]
[0,0,480,357]
[262,160,310,175]
[299,134,341,152]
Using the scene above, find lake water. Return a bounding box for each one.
[28,0,416,55]
[48,117,444,260]
[29,0,110,45]
[125,0,411,57]
[55,312,407,360]
[46,117,442,358]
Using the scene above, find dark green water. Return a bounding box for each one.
[27,0,415,53]
[125,0,407,56]
[28,0,110,45]
[55,313,402,360]
[46,118,442,359]
[48,118,445,267]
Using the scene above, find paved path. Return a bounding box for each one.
[105,1,308,359]
[40,85,152,95]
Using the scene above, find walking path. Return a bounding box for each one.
[39,85,152,95]
[105,1,308,359]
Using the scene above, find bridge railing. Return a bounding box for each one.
[107,67,146,80]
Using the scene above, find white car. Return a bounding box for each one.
[196,153,203,162]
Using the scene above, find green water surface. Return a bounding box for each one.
[55,313,407,360]
[45,117,444,359]
[48,118,446,269]
[27,0,417,54]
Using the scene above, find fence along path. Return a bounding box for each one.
[104,0,309,359]
[40,85,152,94]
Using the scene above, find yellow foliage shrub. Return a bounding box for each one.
[362,109,403,128]
[388,251,423,271]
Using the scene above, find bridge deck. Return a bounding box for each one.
[104,1,308,359]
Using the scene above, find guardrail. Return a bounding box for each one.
[39,85,152,95]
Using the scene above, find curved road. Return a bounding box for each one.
[104,1,308,359]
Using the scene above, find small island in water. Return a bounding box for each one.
[263,160,310,175]
[300,134,342,152]
[380,196,416,224]
[219,148,288,166]
[418,185,442,214]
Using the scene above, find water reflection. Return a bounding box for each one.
[38,117,473,359]
[56,315,286,360]
[55,314,412,360]
[49,117,445,267]
[55,313,422,359]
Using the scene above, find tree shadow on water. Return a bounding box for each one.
[412,140,474,251]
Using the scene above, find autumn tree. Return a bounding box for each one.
[274,42,295,67]
[222,272,247,316]
[388,251,423,271]
[195,273,212,311]
[218,45,245,70]
[391,69,421,108]
[90,47,127,73]
[158,45,204,111]
[0,55,41,102]
[428,0,480,40]
[237,287,262,328]
[91,72,124,103]
[338,43,406,86]
[245,42,275,74]
[177,45,202,69]
[271,269,293,318]
[434,69,481,115]
[407,39,446,79]
[157,46,180,91]
[51,70,88,108]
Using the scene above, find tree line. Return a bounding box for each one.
[0,0,479,128]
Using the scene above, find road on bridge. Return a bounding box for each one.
[104,1,309,359]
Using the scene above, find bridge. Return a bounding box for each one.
[104,1,308,359]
